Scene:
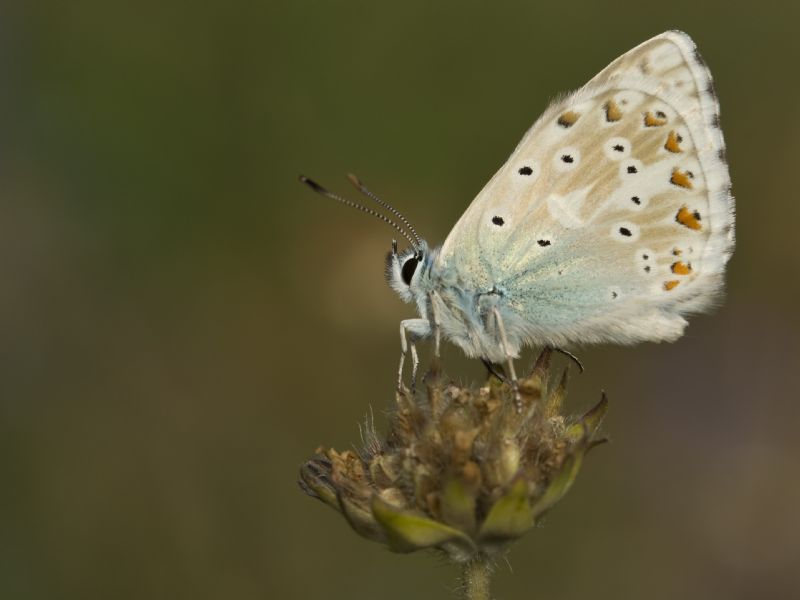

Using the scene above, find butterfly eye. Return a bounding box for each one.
[401,256,419,286]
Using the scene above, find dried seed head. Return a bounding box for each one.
[299,349,608,562]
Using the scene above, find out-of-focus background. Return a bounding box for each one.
[2,1,799,598]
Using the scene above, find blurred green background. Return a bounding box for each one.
[2,1,799,598]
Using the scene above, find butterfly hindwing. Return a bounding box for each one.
[435,31,734,347]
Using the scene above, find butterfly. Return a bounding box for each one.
[301,31,734,392]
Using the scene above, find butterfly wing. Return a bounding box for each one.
[435,30,734,346]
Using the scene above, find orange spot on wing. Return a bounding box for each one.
[604,101,623,122]
[557,111,580,127]
[676,206,702,231]
[644,111,668,127]
[664,280,680,291]
[671,261,692,275]
[670,168,694,189]
[664,130,683,153]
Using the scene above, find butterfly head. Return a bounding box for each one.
[386,239,429,303]
[298,174,430,303]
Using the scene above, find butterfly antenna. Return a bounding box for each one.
[298,175,419,251]
[346,174,423,247]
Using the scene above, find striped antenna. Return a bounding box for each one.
[346,174,423,247]
[299,176,419,251]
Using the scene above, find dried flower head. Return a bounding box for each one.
[299,349,608,563]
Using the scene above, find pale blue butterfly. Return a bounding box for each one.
[301,31,735,399]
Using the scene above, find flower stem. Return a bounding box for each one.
[462,555,491,600]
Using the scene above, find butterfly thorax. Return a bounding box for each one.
[408,247,523,363]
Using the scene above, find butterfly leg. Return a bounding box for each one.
[411,344,422,388]
[481,358,508,383]
[492,307,522,412]
[551,347,585,373]
[428,291,442,359]
[398,318,431,391]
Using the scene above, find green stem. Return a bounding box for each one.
[462,555,491,600]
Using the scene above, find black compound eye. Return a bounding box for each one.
[401,256,419,286]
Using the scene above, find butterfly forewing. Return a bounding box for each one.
[436,31,734,346]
